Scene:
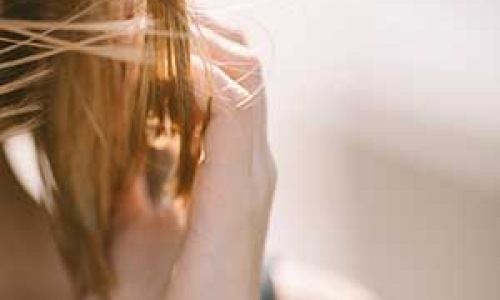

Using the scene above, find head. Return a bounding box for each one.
[0,0,207,298]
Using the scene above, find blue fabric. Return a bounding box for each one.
[261,266,277,300]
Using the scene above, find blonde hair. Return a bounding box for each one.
[0,0,208,298]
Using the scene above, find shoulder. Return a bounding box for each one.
[0,138,74,300]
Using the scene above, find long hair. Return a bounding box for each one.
[0,0,207,298]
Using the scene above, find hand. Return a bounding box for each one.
[108,15,276,300]
[165,15,277,300]
[109,172,188,300]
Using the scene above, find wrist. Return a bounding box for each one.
[165,202,270,300]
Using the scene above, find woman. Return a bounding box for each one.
[0,0,276,299]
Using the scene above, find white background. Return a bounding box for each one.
[200,0,500,299]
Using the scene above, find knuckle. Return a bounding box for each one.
[232,29,246,43]
[243,54,262,73]
[249,55,261,67]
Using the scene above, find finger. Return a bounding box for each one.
[191,55,250,115]
[191,34,267,128]
[193,12,248,45]
[192,26,264,116]
[191,56,261,163]
[192,25,261,88]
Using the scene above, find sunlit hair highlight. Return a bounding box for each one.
[0,0,208,298]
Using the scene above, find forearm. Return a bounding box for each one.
[166,199,271,300]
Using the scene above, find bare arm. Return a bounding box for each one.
[109,17,276,300]
[166,17,276,300]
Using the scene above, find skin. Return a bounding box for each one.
[0,4,375,299]
[0,2,276,298]
[108,14,277,300]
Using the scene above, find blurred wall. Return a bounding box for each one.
[202,0,500,299]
